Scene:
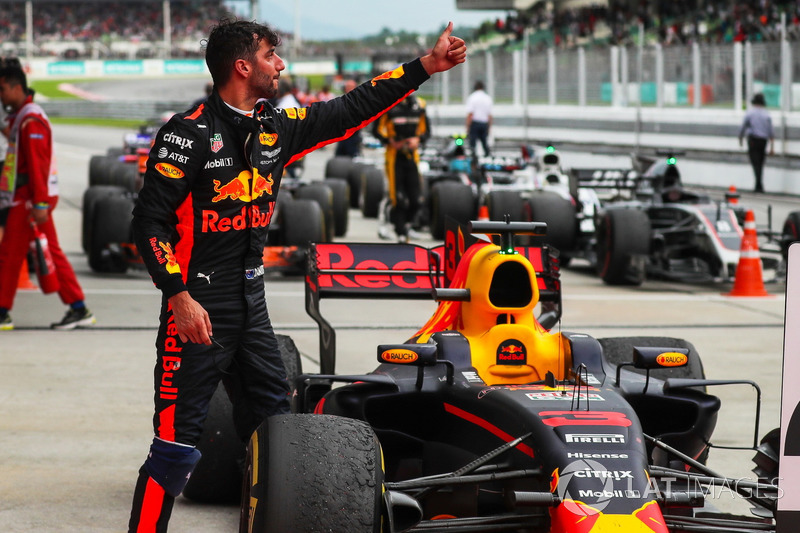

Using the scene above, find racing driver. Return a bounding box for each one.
[127,18,466,532]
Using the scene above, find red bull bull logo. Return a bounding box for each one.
[252,170,274,198]
[371,65,405,86]
[211,170,274,203]
[497,339,526,364]
[158,242,181,274]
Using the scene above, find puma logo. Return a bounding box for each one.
[196,271,214,284]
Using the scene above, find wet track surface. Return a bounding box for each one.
[0,112,795,530]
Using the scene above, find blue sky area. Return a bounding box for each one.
[226,0,508,40]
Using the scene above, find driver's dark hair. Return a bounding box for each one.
[0,58,29,94]
[204,19,281,87]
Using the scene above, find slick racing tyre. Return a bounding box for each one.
[87,193,133,273]
[487,190,525,222]
[324,156,354,180]
[346,161,370,207]
[88,155,114,186]
[324,177,350,236]
[597,336,705,382]
[240,414,382,533]
[526,190,577,253]
[184,334,303,504]
[430,181,475,240]
[82,185,127,254]
[361,166,385,218]
[781,210,800,258]
[595,208,650,286]
[282,198,325,246]
[109,161,140,193]
[295,183,335,242]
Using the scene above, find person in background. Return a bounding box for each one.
[465,79,493,157]
[372,92,429,243]
[316,84,335,102]
[333,78,362,158]
[0,62,95,331]
[126,19,465,532]
[738,92,774,193]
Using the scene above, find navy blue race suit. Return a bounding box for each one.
[128,59,430,533]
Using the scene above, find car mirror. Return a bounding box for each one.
[377,344,438,366]
[632,346,689,370]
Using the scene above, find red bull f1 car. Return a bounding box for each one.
[233,219,779,532]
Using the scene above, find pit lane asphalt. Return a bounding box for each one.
[0,125,792,532]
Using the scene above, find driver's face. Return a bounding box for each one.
[250,39,285,99]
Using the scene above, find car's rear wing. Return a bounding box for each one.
[568,167,640,200]
[305,220,563,374]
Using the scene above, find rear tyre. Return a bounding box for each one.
[324,156,354,180]
[782,210,800,258]
[88,194,133,273]
[430,181,475,240]
[598,336,705,381]
[361,167,385,219]
[184,334,303,504]
[295,183,335,242]
[595,208,650,286]
[487,190,524,221]
[88,155,114,186]
[346,162,370,207]
[526,191,577,252]
[82,185,127,253]
[240,414,382,533]
[282,199,325,246]
[324,177,350,237]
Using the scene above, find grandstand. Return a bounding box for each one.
[0,0,240,59]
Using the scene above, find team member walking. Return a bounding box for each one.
[0,63,95,330]
[465,79,493,157]
[127,18,466,532]
[373,93,429,242]
[738,92,774,193]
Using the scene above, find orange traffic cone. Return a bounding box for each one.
[478,205,490,221]
[726,210,770,297]
[17,257,37,290]
[725,185,740,205]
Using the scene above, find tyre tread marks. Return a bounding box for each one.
[255,414,381,532]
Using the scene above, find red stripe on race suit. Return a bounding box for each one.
[136,476,166,533]
[285,89,415,168]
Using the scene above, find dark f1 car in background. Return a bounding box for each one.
[535,151,784,285]
[81,130,351,274]
[232,219,779,533]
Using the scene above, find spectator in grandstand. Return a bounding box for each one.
[334,78,363,158]
[465,80,493,157]
[738,92,774,193]
[0,61,95,331]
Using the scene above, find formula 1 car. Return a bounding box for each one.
[235,219,779,532]
[536,151,783,285]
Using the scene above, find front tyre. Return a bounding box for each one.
[241,414,383,533]
[595,208,650,285]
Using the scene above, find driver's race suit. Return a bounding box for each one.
[128,59,430,532]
